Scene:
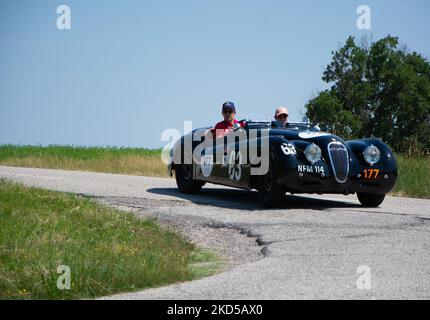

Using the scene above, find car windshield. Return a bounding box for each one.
[242,120,271,129]
[285,122,314,131]
[243,120,319,131]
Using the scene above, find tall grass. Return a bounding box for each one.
[0,145,168,177]
[0,180,220,299]
[392,155,430,199]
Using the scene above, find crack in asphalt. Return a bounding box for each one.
[85,193,430,265]
[78,193,430,248]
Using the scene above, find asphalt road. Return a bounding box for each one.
[1,166,429,299]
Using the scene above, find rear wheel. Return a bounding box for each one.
[175,164,204,194]
[357,192,385,207]
[258,159,286,208]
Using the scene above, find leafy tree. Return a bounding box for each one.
[305,35,430,154]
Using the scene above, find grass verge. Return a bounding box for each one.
[392,155,430,199]
[0,145,168,177]
[0,180,221,299]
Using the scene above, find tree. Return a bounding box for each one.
[305,35,430,154]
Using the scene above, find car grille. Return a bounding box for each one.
[327,142,349,183]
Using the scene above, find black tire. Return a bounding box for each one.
[175,164,204,194]
[258,159,286,208]
[357,192,385,207]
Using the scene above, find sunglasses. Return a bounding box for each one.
[223,110,234,114]
[277,114,288,119]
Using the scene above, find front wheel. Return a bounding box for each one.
[175,164,204,194]
[357,192,385,207]
[257,159,286,208]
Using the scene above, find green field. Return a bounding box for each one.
[0,145,429,199]
[0,180,221,299]
[392,155,430,199]
[0,145,168,177]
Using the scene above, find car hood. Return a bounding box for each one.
[270,128,343,144]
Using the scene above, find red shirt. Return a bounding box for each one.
[214,119,244,139]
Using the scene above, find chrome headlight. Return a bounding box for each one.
[304,144,321,164]
[363,145,380,165]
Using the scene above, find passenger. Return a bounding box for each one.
[214,101,244,139]
[273,107,289,128]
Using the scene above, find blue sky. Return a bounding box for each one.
[1,0,429,148]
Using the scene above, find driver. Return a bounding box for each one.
[214,101,244,138]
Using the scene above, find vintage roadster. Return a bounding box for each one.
[168,120,397,207]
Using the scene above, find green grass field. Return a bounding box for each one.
[0,180,221,299]
[392,155,430,199]
[0,145,429,199]
[0,145,168,177]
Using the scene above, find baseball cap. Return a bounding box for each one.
[222,101,236,113]
[274,107,289,118]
